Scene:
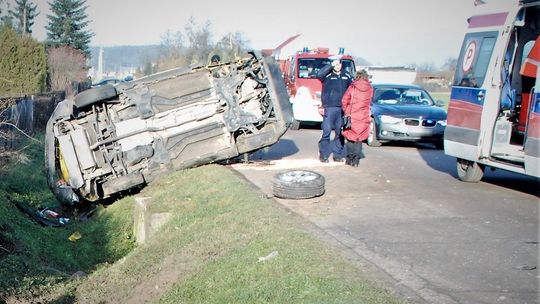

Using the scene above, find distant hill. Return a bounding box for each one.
[88,45,371,76]
[90,45,161,74]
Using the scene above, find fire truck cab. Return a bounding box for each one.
[281,48,356,129]
[445,0,540,181]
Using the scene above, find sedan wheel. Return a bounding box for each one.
[367,118,381,147]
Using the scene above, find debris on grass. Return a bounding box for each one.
[258,250,279,262]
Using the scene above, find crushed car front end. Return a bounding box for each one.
[45,51,292,205]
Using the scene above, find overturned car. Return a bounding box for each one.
[45,51,292,205]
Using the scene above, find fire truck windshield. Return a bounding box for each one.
[298,58,355,79]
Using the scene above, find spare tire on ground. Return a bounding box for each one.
[272,170,325,199]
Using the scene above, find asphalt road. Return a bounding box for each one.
[232,128,539,304]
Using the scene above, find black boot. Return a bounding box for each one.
[351,155,359,167]
[345,140,354,166]
[352,141,362,167]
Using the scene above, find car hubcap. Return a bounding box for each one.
[280,170,317,183]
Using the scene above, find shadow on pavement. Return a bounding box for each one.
[415,143,540,197]
[249,139,300,161]
[481,170,540,197]
[375,141,458,177]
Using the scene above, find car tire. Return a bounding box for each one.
[434,141,444,150]
[290,119,300,130]
[367,118,381,147]
[456,158,484,182]
[272,170,325,199]
[74,84,117,108]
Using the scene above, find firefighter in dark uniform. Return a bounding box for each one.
[316,57,352,162]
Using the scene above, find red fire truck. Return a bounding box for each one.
[280,48,356,129]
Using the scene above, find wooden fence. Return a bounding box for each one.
[0,91,65,153]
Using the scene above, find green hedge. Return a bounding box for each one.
[0,26,47,96]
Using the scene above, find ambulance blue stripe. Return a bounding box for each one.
[533,92,540,114]
[450,87,485,106]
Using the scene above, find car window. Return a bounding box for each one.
[454,32,497,87]
[298,58,330,79]
[374,88,434,106]
[374,89,400,104]
[297,58,355,79]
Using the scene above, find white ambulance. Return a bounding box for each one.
[445,0,540,181]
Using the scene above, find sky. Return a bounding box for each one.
[24,0,476,66]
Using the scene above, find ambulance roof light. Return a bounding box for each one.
[338,47,345,55]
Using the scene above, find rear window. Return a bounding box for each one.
[298,58,355,79]
[454,32,497,87]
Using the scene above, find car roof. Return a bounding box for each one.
[372,83,425,90]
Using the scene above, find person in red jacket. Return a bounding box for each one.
[341,70,373,167]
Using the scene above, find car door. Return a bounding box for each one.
[523,37,540,177]
[445,32,497,161]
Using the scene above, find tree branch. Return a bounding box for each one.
[0,122,41,143]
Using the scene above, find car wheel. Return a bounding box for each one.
[74,84,117,108]
[434,140,444,150]
[367,118,381,147]
[290,119,300,130]
[272,170,325,199]
[456,158,484,182]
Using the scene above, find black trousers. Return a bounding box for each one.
[345,140,363,166]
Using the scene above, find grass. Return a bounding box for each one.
[430,91,451,107]
[1,137,402,304]
[62,167,401,304]
[0,137,135,299]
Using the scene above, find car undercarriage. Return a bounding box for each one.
[45,51,292,205]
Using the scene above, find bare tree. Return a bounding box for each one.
[184,17,213,65]
[441,57,457,85]
[215,31,250,62]
[157,29,187,72]
[47,46,88,93]
[155,18,251,72]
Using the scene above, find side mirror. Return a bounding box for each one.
[435,100,446,107]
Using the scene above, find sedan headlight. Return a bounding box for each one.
[437,120,447,126]
[379,115,402,124]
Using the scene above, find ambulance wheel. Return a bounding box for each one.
[290,119,300,130]
[367,118,381,147]
[456,158,484,182]
[272,170,325,199]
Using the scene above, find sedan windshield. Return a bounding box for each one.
[373,87,434,106]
